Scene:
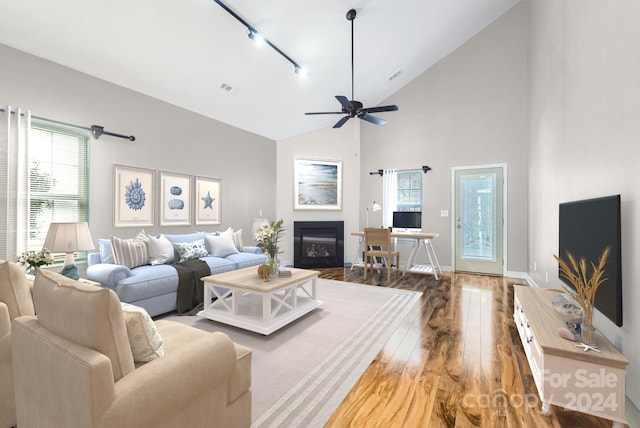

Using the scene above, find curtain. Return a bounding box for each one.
[0,106,30,261]
[382,169,397,228]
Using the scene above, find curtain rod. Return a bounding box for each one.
[369,165,432,176]
[0,107,136,141]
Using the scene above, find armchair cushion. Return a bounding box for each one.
[0,259,35,319]
[33,269,135,381]
[120,302,164,363]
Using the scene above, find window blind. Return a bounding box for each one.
[28,123,89,253]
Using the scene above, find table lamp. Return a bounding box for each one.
[366,201,381,228]
[43,222,95,280]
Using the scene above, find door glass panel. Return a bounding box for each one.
[461,173,496,261]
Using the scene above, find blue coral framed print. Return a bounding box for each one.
[114,164,155,228]
[195,176,221,225]
[160,171,192,226]
[294,158,342,210]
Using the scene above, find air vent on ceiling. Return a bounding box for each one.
[220,83,233,92]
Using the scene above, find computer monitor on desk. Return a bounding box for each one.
[392,211,421,233]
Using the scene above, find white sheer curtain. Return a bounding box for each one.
[382,169,397,228]
[0,106,30,261]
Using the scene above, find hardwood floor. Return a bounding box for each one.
[315,267,613,428]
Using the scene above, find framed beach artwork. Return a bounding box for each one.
[294,157,342,210]
[114,164,155,228]
[195,176,221,225]
[160,171,192,226]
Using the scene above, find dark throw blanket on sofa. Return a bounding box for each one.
[169,259,212,315]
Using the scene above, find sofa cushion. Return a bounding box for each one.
[98,238,115,264]
[205,233,239,258]
[120,302,164,363]
[226,252,269,270]
[173,239,209,262]
[147,234,175,264]
[163,232,205,260]
[111,233,148,269]
[33,269,135,382]
[0,259,35,319]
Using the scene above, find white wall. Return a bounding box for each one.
[0,43,277,247]
[276,121,361,266]
[359,3,529,271]
[528,0,640,408]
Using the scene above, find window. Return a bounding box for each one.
[28,122,89,253]
[396,170,422,212]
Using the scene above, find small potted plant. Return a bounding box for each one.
[17,248,55,275]
[554,246,610,346]
[254,219,285,276]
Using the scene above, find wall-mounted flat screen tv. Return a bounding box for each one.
[393,211,422,229]
[558,194,622,326]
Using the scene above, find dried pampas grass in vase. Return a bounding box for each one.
[553,246,610,346]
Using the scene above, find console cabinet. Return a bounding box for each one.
[513,286,628,426]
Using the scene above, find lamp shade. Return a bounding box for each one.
[251,218,270,235]
[370,202,382,212]
[43,222,95,253]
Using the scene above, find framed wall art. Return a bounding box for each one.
[294,158,342,210]
[160,171,192,226]
[114,164,155,228]
[195,176,221,225]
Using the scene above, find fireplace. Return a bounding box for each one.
[294,221,344,268]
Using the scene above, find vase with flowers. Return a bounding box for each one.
[254,219,285,276]
[17,248,55,275]
[554,246,610,347]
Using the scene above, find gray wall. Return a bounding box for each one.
[0,43,276,248]
[528,0,640,408]
[359,2,529,272]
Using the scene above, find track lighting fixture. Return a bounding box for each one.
[213,0,305,76]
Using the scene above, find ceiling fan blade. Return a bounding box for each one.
[335,95,354,111]
[333,116,351,128]
[360,114,386,126]
[305,111,344,115]
[362,104,399,114]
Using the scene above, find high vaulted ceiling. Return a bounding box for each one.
[0,0,519,141]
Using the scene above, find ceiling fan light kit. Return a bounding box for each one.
[305,9,399,128]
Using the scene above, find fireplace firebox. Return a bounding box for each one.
[294,221,344,268]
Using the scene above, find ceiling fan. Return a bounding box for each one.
[305,8,399,128]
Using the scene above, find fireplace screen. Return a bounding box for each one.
[302,236,336,258]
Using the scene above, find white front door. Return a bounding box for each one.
[453,166,505,275]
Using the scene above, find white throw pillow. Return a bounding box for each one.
[205,233,239,257]
[148,234,176,264]
[111,233,148,269]
[120,302,164,363]
[220,227,244,252]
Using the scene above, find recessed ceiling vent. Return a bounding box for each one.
[220,83,233,92]
[388,70,403,81]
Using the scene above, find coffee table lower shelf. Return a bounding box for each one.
[198,268,321,335]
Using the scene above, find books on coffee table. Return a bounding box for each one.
[278,268,292,277]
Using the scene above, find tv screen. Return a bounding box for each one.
[558,195,622,326]
[393,211,421,229]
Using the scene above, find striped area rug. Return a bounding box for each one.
[165,279,422,427]
[253,281,421,428]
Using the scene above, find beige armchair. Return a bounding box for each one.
[12,269,251,428]
[0,259,36,428]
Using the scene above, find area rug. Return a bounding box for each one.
[162,279,422,427]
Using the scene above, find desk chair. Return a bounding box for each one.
[364,228,400,282]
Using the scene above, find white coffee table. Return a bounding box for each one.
[198,266,321,335]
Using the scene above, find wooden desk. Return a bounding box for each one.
[350,231,442,279]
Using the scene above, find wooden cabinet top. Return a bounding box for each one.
[514,285,628,369]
